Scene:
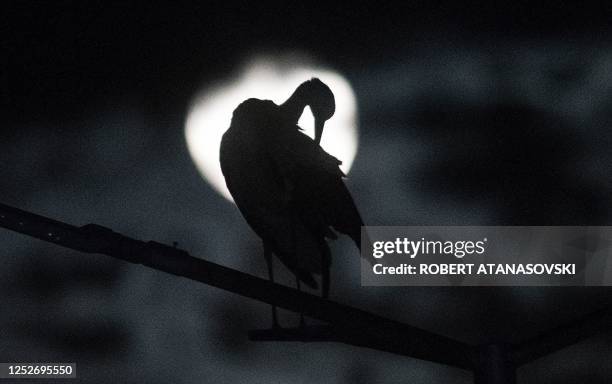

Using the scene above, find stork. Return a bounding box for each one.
[219,78,363,327]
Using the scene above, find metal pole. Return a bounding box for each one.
[0,202,473,370]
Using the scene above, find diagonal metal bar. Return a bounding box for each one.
[510,306,612,366]
[0,202,474,370]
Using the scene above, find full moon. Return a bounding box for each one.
[185,56,359,202]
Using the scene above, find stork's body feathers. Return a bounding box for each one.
[268,126,363,249]
[220,80,362,301]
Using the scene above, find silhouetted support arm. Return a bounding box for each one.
[510,306,612,366]
[0,202,472,370]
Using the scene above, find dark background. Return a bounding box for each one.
[2,2,612,383]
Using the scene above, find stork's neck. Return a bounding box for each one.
[279,87,308,124]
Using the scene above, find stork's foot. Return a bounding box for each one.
[298,313,306,330]
[271,305,281,329]
[271,320,282,330]
[249,325,337,343]
[271,320,281,330]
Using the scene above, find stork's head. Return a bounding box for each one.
[280,78,336,144]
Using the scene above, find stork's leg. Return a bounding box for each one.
[322,265,330,299]
[287,211,306,328]
[321,245,331,299]
[263,242,279,329]
[295,276,306,329]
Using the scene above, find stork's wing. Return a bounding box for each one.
[268,129,363,249]
[271,128,345,179]
[221,126,324,288]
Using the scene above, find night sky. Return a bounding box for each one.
[2,2,612,383]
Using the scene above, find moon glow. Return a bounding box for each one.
[185,56,359,202]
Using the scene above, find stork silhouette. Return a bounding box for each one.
[220,78,363,327]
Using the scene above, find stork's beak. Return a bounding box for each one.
[314,118,324,145]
